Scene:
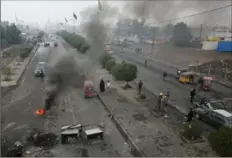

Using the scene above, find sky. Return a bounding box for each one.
[1,1,121,27]
[1,0,231,28]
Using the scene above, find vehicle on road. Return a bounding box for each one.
[84,80,96,98]
[120,48,124,53]
[198,76,213,91]
[194,107,232,129]
[176,68,188,78]
[178,71,196,84]
[44,42,50,47]
[34,62,47,77]
[135,47,142,53]
[54,42,58,47]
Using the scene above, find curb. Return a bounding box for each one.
[96,93,147,157]
[15,45,39,86]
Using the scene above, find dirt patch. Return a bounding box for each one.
[189,59,232,82]
[33,133,58,148]
[132,113,147,121]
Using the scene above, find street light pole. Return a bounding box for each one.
[150,27,155,55]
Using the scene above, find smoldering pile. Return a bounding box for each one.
[44,52,86,111]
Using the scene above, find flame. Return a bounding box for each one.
[35,108,45,115]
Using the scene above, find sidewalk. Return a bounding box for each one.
[94,68,215,157]
[1,45,38,88]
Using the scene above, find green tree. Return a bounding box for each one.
[100,53,113,68]
[112,61,137,87]
[105,58,116,73]
[80,43,90,53]
[172,22,192,47]
[208,127,232,157]
[0,22,22,48]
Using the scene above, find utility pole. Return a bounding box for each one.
[150,27,155,55]
[200,24,203,40]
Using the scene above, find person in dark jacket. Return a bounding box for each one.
[186,108,194,122]
[40,69,45,81]
[99,79,105,92]
[163,72,167,81]
[157,93,163,111]
[190,88,196,103]
[138,80,143,94]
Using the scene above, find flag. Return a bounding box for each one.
[98,0,102,11]
[73,13,77,20]
[65,18,68,23]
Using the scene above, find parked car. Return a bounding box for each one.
[44,42,50,47]
[34,62,47,77]
[194,108,232,129]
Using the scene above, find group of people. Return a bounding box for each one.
[99,79,111,92]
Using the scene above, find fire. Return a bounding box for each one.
[35,108,45,115]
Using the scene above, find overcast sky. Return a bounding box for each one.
[1,1,231,28]
[1,1,122,27]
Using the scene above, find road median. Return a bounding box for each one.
[1,44,39,95]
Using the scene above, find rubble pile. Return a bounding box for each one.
[32,132,59,148]
[189,59,232,82]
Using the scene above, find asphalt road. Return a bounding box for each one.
[110,46,231,114]
[111,45,231,98]
[1,38,132,157]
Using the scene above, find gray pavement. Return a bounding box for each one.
[1,38,132,157]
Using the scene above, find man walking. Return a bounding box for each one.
[138,80,143,94]
[190,88,196,104]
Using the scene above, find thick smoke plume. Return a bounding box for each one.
[121,0,231,27]
[44,46,86,111]
[79,1,119,79]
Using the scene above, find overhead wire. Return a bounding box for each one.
[152,4,232,25]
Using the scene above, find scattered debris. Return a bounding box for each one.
[32,133,58,148]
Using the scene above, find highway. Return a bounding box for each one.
[110,44,231,114]
[1,38,132,157]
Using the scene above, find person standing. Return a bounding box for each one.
[157,93,163,111]
[138,80,143,94]
[190,88,196,104]
[40,69,45,82]
[162,72,167,81]
[144,60,147,67]
[99,79,105,92]
[186,108,194,122]
[161,95,168,116]
[106,80,111,92]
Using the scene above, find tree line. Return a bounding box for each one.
[1,21,22,49]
